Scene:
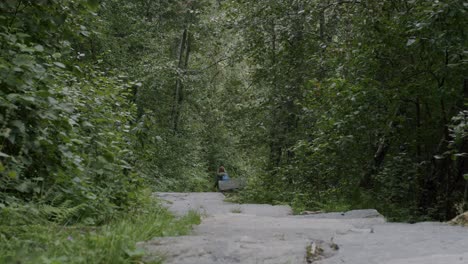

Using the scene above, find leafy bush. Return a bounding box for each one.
[0,0,143,223]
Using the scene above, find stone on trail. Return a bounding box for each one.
[139,192,468,264]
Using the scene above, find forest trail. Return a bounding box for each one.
[138,193,468,264]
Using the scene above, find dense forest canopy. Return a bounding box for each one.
[0,0,467,233]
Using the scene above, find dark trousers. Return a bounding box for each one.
[214,175,222,189]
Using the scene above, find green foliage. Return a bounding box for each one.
[225,0,467,221]
[1,0,466,245]
[1,201,87,226]
[0,198,200,264]
[0,0,144,224]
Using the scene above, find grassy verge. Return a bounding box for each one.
[0,200,200,264]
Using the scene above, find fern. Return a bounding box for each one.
[0,201,87,226]
[37,201,87,224]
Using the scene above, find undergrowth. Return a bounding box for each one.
[0,197,200,264]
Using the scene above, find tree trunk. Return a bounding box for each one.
[171,28,190,133]
[415,97,421,160]
[419,79,468,219]
[268,19,282,168]
[360,106,399,188]
[458,79,468,211]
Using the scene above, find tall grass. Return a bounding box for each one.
[0,200,200,264]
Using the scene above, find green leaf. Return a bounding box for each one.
[15,181,29,192]
[80,30,90,37]
[53,62,66,69]
[13,55,34,67]
[11,120,25,133]
[406,38,416,46]
[34,45,44,52]
[86,0,100,10]
[124,247,145,258]
[8,170,17,179]
[103,150,115,162]
[464,174,468,181]
[0,128,12,138]
[82,121,94,128]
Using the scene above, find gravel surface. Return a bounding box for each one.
[138,192,468,264]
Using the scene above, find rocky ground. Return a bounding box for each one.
[138,192,468,264]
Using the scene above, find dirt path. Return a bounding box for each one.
[138,192,468,264]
